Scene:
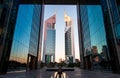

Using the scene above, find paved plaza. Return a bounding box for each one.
[0,68,120,78]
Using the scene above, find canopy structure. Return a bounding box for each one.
[19,0,101,5]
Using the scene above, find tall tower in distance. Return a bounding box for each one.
[42,14,56,63]
[64,11,75,63]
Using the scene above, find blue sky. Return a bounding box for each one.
[10,5,34,62]
[44,5,80,62]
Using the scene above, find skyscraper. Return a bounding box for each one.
[79,5,92,69]
[8,5,42,71]
[79,5,111,70]
[43,14,56,63]
[27,5,42,70]
[64,12,75,63]
[100,0,120,73]
[0,1,43,73]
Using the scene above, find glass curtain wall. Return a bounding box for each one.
[8,4,42,72]
[100,0,120,73]
[79,5,111,71]
[0,0,20,73]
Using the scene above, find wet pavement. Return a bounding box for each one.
[0,67,120,78]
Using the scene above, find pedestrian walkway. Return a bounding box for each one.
[0,67,120,78]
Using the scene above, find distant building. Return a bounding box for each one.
[64,12,75,63]
[91,46,98,55]
[75,59,80,63]
[42,14,56,63]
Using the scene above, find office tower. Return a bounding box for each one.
[0,0,20,73]
[79,5,92,69]
[27,5,42,70]
[64,12,75,63]
[43,14,56,63]
[79,5,111,70]
[0,1,43,73]
[8,5,42,71]
[100,0,120,73]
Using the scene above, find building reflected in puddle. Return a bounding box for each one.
[51,72,68,78]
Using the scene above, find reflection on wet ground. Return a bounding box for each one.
[0,67,120,78]
[51,72,67,78]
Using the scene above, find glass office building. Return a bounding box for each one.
[0,0,20,73]
[65,27,72,56]
[100,0,120,73]
[45,29,56,63]
[79,5,111,70]
[78,0,120,73]
[28,5,41,70]
[43,14,56,63]
[64,13,75,63]
[65,27,73,63]
[79,5,92,69]
[8,5,33,71]
[0,0,43,73]
[8,5,42,71]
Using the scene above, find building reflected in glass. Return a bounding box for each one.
[8,5,42,71]
[8,5,34,71]
[100,0,120,73]
[79,5,111,70]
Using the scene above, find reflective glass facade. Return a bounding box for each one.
[79,5,111,70]
[7,4,42,72]
[29,5,41,56]
[100,0,120,73]
[0,4,8,61]
[80,5,91,56]
[65,26,75,63]
[87,5,107,54]
[44,29,56,63]
[65,27,72,55]
[107,0,120,44]
[43,14,56,63]
[8,5,34,71]
[117,2,120,44]
[0,0,20,73]
[45,29,56,54]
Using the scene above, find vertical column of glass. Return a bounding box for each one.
[0,0,20,73]
[28,5,42,70]
[79,5,92,70]
[77,3,84,69]
[101,0,120,73]
[8,5,34,72]
[78,4,112,71]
